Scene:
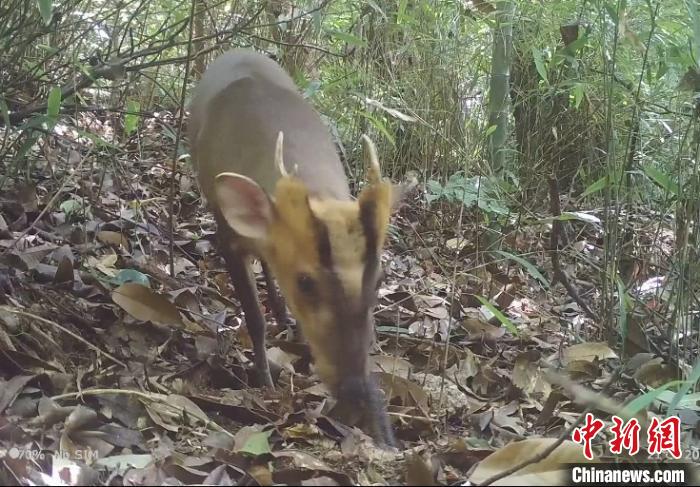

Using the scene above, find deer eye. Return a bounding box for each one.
[297,273,317,295]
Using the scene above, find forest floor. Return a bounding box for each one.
[0,117,698,485]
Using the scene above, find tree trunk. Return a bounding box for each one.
[487,0,515,174]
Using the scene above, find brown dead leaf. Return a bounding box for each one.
[566,359,601,380]
[371,355,412,377]
[65,405,99,433]
[405,453,436,486]
[267,346,299,373]
[32,396,75,428]
[54,256,74,283]
[491,402,526,435]
[88,254,119,277]
[0,375,36,413]
[377,372,430,416]
[562,342,617,365]
[171,288,201,314]
[273,450,331,471]
[112,283,183,326]
[634,359,677,388]
[248,464,274,485]
[142,393,209,432]
[17,183,38,212]
[445,237,467,251]
[462,318,505,340]
[469,439,590,485]
[97,230,130,251]
[202,464,233,485]
[282,422,321,441]
[513,351,550,397]
[625,318,650,355]
[446,349,481,383]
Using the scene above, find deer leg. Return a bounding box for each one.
[215,222,274,388]
[261,260,295,341]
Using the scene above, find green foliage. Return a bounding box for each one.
[668,357,700,415]
[36,0,52,25]
[494,250,550,289]
[124,100,141,137]
[60,197,91,221]
[426,173,509,216]
[474,295,518,335]
[238,430,272,456]
[112,269,151,287]
[531,47,549,84]
[641,164,679,197]
[46,86,61,129]
[621,381,684,418]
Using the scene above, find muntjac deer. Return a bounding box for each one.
[188,49,399,447]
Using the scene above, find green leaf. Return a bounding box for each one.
[641,164,679,196]
[124,99,140,136]
[621,381,684,418]
[484,124,498,137]
[325,29,367,46]
[531,47,549,84]
[494,250,550,289]
[359,112,395,146]
[397,0,408,24]
[562,34,589,56]
[112,269,151,287]
[474,295,518,335]
[668,357,700,415]
[47,86,61,118]
[60,198,83,215]
[605,2,619,24]
[571,83,584,109]
[239,430,272,456]
[690,0,700,62]
[0,97,9,128]
[37,0,53,25]
[581,175,608,198]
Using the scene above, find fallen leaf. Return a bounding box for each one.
[0,375,36,413]
[97,231,130,251]
[233,426,272,456]
[372,355,412,376]
[112,283,183,326]
[462,318,505,340]
[405,453,436,486]
[93,454,154,476]
[562,342,617,365]
[469,438,590,485]
[54,256,74,283]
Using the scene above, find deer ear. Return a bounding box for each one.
[214,173,273,240]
